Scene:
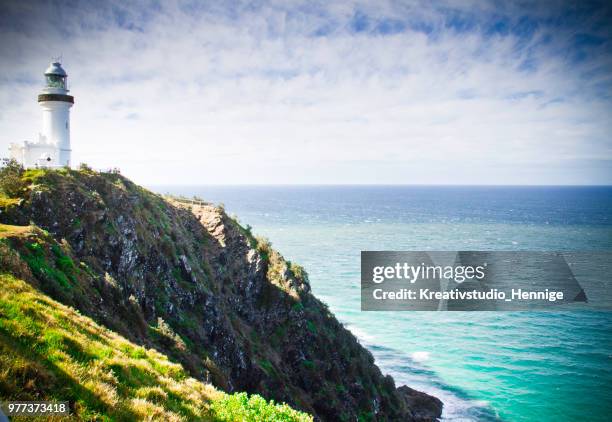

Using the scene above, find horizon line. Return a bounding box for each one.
[146,183,612,188]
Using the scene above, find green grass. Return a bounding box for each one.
[21,168,50,183]
[0,274,313,422]
[259,359,276,376]
[51,243,78,284]
[20,240,73,289]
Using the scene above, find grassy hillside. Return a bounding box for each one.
[0,272,311,421]
[0,164,442,421]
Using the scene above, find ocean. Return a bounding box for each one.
[151,185,612,422]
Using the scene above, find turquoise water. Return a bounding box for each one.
[155,186,612,421]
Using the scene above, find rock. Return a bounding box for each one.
[397,386,443,422]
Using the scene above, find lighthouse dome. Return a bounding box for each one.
[43,61,69,92]
[44,62,67,77]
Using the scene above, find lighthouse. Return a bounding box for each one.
[9,61,74,168]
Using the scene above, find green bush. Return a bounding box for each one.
[256,236,272,263]
[0,159,25,198]
[151,317,187,352]
[306,320,317,334]
[211,392,312,422]
[291,302,304,312]
[302,360,315,370]
[78,163,95,173]
[288,263,306,281]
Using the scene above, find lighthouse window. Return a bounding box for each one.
[46,74,65,88]
[66,121,68,129]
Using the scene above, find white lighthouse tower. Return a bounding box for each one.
[9,61,74,168]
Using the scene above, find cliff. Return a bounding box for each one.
[0,166,442,421]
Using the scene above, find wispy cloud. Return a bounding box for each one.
[0,0,611,184]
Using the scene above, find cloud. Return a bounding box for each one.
[0,0,611,184]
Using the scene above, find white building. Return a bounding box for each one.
[10,61,74,168]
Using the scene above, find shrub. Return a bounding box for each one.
[256,236,272,263]
[211,392,312,422]
[78,162,94,173]
[289,262,307,281]
[152,317,187,352]
[306,320,317,334]
[0,159,25,198]
[302,360,315,370]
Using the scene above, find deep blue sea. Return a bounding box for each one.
[152,186,612,422]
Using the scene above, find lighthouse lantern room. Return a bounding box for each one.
[9,61,75,168]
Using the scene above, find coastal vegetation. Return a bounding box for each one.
[0,167,441,421]
[0,273,311,421]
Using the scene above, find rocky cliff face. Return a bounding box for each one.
[0,168,442,421]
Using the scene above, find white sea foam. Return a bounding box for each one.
[411,351,430,362]
[395,380,485,422]
[417,386,488,422]
[343,327,489,420]
[347,325,376,343]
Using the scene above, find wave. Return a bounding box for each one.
[346,322,502,422]
[411,351,431,362]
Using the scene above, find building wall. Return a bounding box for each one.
[9,142,61,168]
[41,100,71,166]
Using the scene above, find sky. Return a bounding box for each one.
[0,0,611,185]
